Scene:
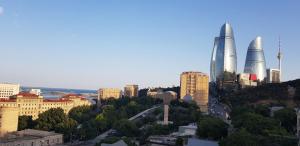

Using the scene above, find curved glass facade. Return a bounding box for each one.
[214,23,237,81]
[210,37,219,82]
[244,36,267,81]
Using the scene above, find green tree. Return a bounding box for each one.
[68,105,93,123]
[254,105,270,117]
[220,128,261,146]
[232,112,288,136]
[113,119,140,137]
[18,115,35,130]
[274,108,297,133]
[197,116,228,140]
[34,108,78,142]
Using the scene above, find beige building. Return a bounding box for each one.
[98,88,122,99]
[0,83,20,99]
[267,68,281,83]
[124,85,139,97]
[0,107,19,137]
[180,71,209,112]
[0,129,63,146]
[0,92,91,120]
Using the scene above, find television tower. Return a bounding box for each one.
[277,36,282,82]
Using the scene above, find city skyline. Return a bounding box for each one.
[0,0,299,89]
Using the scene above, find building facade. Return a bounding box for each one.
[0,83,20,99]
[98,88,122,99]
[266,68,281,83]
[0,92,91,120]
[180,72,209,112]
[210,37,219,82]
[244,36,267,81]
[0,107,19,137]
[124,85,139,97]
[214,23,237,82]
[0,129,63,146]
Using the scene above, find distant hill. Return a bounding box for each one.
[224,79,300,108]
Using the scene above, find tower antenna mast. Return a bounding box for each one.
[277,36,282,82]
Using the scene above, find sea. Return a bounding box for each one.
[21,87,97,99]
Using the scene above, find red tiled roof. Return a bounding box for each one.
[17,92,39,98]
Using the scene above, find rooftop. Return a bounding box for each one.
[0,129,62,143]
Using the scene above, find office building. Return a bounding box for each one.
[0,129,63,146]
[98,88,122,99]
[0,92,91,120]
[244,36,267,81]
[213,23,237,82]
[180,72,209,112]
[0,107,18,137]
[0,83,20,99]
[266,68,281,83]
[124,85,138,97]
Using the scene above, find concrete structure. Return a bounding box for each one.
[178,123,197,136]
[187,138,219,146]
[0,107,18,137]
[0,83,20,99]
[214,23,237,82]
[0,92,91,120]
[266,68,281,83]
[244,36,267,81]
[98,88,122,99]
[162,93,173,125]
[29,89,42,96]
[124,85,138,97]
[102,140,128,146]
[147,135,177,146]
[0,129,63,146]
[277,37,283,83]
[180,72,209,112]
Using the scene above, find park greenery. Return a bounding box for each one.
[218,79,300,146]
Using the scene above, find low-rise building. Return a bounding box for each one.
[0,92,91,120]
[0,129,63,146]
[178,123,197,136]
[0,83,20,99]
[237,73,257,88]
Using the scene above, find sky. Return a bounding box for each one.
[0,0,299,90]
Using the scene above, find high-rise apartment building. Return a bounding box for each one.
[124,85,139,97]
[0,83,20,99]
[98,88,122,99]
[180,72,209,112]
[266,68,281,83]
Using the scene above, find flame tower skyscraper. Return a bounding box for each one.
[213,23,237,82]
[244,36,267,81]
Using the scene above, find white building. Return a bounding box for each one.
[0,83,20,99]
[29,89,42,96]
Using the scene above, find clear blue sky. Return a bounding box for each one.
[0,0,299,89]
